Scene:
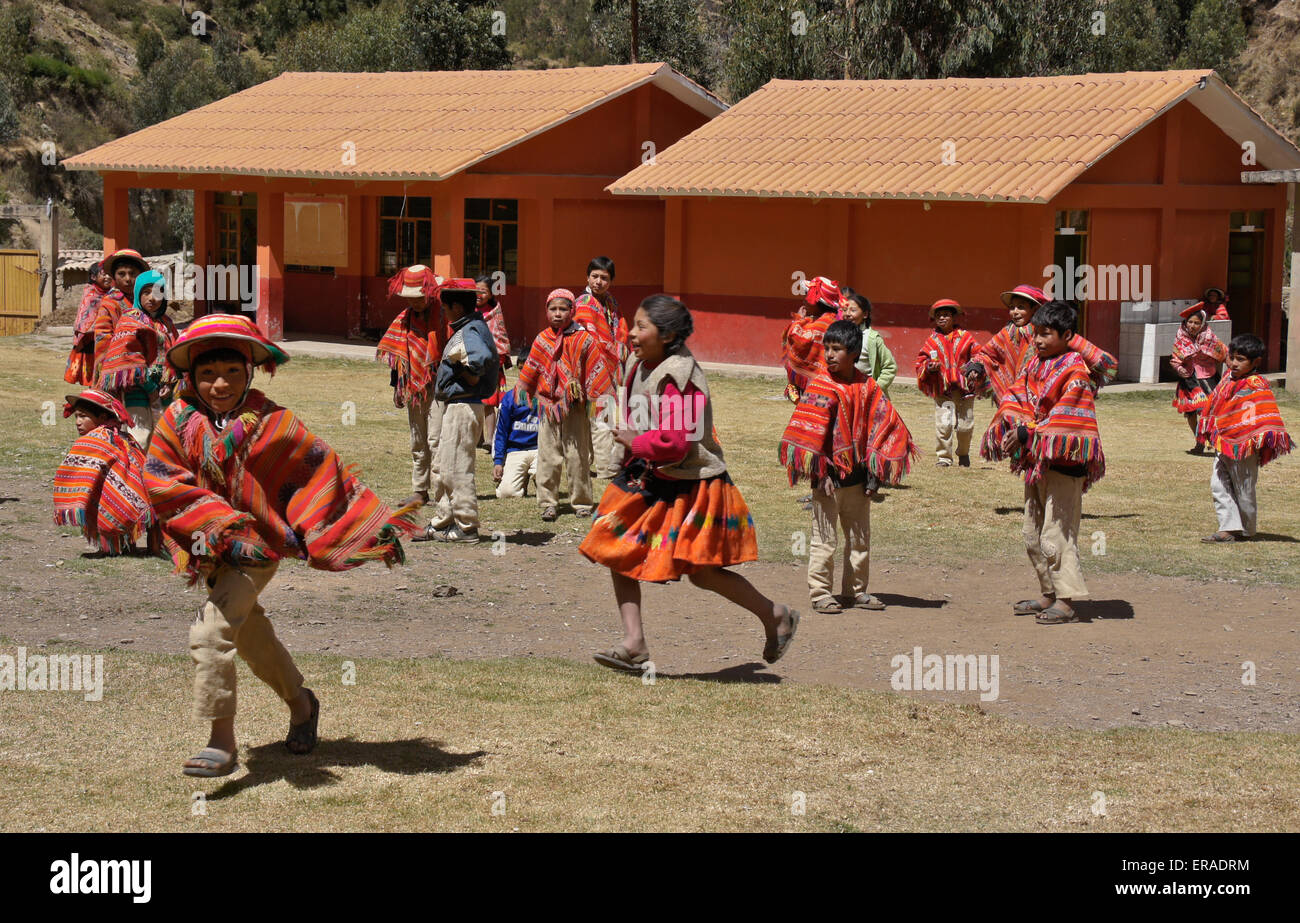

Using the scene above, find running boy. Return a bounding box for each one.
[915,299,977,467]
[780,320,917,613]
[982,301,1105,625]
[143,314,416,777]
[574,256,626,478]
[1199,334,1294,543]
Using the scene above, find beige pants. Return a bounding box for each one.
[430,401,484,532]
[538,410,594,512]
[933,394,975,463]
[495,449,539,499]
[407,388,443,494]
[1023,469,1088,600]
[125,391,164,448]
[808,483,871,603]
[190,562,303,721]
[590,414,620,478]
[1211,454,1259,537]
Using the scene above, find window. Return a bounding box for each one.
[378,196,432,276]
[464,198,518,284]
[1053,209,1089,332]
[1229,210,1265,231]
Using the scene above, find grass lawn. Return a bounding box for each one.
[1,644,1295,832]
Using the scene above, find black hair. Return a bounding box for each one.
[440,289,477,312]
[1031,300,1077,336]
[474,274,497,308]
[192,346,248,370]
[587,256,616,280]
[639,294,693,353]
[823,319,863,358]
[72,399,115,420]
[1228,333,1265,361]
[841,288,873,327]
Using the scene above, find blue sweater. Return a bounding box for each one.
[436,314,499,402]
[493,388,540,465]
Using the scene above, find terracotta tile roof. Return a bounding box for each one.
[64,64,723,180]
[610,70,1300,203]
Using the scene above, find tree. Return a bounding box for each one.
[721,0,840,101]
[591,0,720,89]
[135,27,165,75]
[405,0,510,71]
[276,3,418,72]
[1175,0,1247,80]
[131,42,232,129]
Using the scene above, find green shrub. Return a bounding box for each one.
[135,27,164,74]
[148,4,191,39]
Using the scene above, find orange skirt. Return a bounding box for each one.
[579,461,758,582]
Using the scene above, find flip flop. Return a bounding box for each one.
[812,597,842,614]
[285,688,320,755]
[1012,599,1049,615]
[763,609,801,664]
[182,747,238,778]
[593,644,650,674]
[851,594,887,611]
[1036,606,1089,625]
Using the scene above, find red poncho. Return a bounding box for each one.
[981,350,1106,491]
[1198,374,1294,466]
[90,291,127,384]
[375,308,447,403]
[97,304,178,394]
[915,328,977,399]
[779,370,918,486]
[781,311,837,396]
[64,282,113,386]
[516,323,615,422]
[965,323,1035,403]
[144,390,416,583]
[53,425,154,554]
[574,292,629,370]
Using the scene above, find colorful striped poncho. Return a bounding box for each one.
[1198,374,1294,466]
[98,304,178,395]
[516,322,615,422]
[90,290,127,385]
[914,328,977,399]
[375,308,446,403]
[574,292,628,370]
[981,350,1106,491]
[481,303,511,361]
[64,282,113,386]
[53,426,154,554]
[143,389,417,583]
[1067,333,1119,390]
[779,370,918,486]
[781,310,837,397]
[964,323,1034,402]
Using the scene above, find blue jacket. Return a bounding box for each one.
[493,389,540,465]
[435,314,499,402]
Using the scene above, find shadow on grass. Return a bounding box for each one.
[0,497,19,504]
[208,736,487,799]
[1086,599,1136,620]
[660,661,782,684]
[992,507,1140,519]
[874,592,947,609]
[1246,532,1299,543]
[503,530,555,546]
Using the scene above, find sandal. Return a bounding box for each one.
[812,597,842,614]
[763,608,801,664]
[593,644,650,674]
[1036,605,1089,625]
[850,594,887,611]
[183,747,238,778]
[1200,531,1236,543]
[1012,598,1050,615]
[285,688,320,755]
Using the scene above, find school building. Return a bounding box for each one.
[63,64,724,341]
[611,70,1300,371]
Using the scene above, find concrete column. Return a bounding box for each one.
[256,190,285,339]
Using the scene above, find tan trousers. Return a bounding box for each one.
[808,484,871,603]
[495,449,539,499]
[933,394,975,463]
[125,391,164,448]
[190,562,303,721]
[430,401,484,532]
[538,410,594,512]
[407,388,443,494]
[1211,453,1259,537]
[590,409,620,478]
[1023,469,1088,600]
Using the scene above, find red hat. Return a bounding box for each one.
[438,278,478,304]
[1000,284,1045,308]
[929,298,962,319]
[804,276,841,308]
[105,248,149,275]
[387,265,442,300]
[63,388,130,426]
[546,288,576,305]
[167,314,289,373]
[1179,302,1208,320]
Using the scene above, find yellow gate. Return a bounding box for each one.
[0,250,41,335]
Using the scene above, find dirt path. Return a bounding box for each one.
[2,471,1295,733]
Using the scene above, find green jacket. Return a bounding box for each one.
[855,324,896,396]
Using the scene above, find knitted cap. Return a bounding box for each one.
[546,288,576,305]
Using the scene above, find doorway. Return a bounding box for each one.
[1227,211,1264,337]
[213,193,257,314]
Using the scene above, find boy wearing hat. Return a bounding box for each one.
[413,278,499,542]
[65,259,113,386]
[53,388,155,555]
[98,269,179,445]
[376,265,447,507]
[782,276,842,401]
[91,249,149,385]
[144,314,416,777]
[915,299,977,467]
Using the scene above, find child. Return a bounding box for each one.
[64,260,112,386]
[1199,334,1294,543]
[982,301,1105,625]
[98,270,179,446]
[580,295,799,672]
[839,288,896,396]
[475,275,513,451]
[1170,303,1228,453]
[780,320,917,613]
[143,314,416,777]
[492,386,540,499]
[574,256,626,478]
[53,388,154,555]
[782,276,841,401]
[91,249,148,385]
[516,289,615,521]
[915,299,977,467]
[412,278,499,543]
[376,265,446,507]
